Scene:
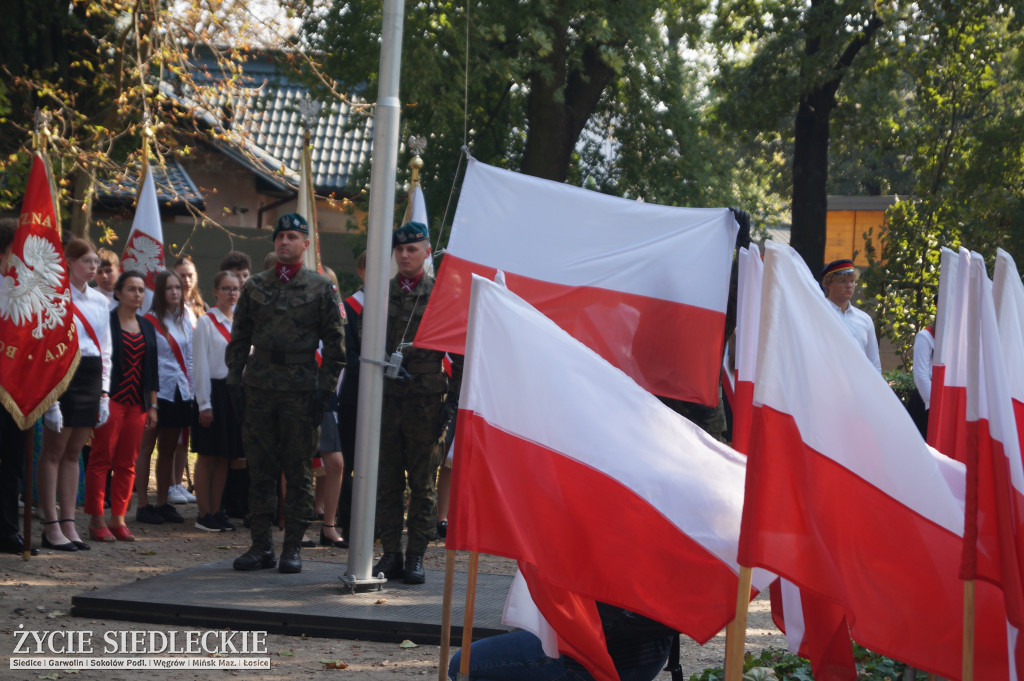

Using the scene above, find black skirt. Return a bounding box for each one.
[58,356,102,427]
[157,388,194,429]
[191,379,243,459]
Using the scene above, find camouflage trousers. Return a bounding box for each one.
[378,392,443,554]
[242,386,319,545]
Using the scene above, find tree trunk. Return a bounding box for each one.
[790,90,833,276]
[69,166,94,239]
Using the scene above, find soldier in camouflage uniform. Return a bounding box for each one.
[226,213,345,574]
[373,221,461,585]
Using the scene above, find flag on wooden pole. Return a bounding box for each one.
[0,152,81,428]
[449,274,773,681]
[298,132,321,273]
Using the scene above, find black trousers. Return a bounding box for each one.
[336,404,357,537]
[0,408,27,537]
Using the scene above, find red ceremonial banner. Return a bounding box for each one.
[0,153,80,428]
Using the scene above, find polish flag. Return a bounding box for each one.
[993,248,1024,445]
[448,274,773,681]
[414,158,739,405]
[966,250,1024,676]
[927,247,970,460]
[733,245,856,680]
[120,165,165,314]
[731,244,762,454]
[740,242,1009,679]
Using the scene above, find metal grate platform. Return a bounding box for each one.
[71,559,514,645]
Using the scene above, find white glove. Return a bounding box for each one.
[96,396,110,427]
[43,403,63,433]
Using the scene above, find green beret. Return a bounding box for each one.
[392,221,428,248]
[272,212,309,239]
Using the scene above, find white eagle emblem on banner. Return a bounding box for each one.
[122,231,164,281]
[0,235,70,339]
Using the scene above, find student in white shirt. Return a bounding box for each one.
[191,271,243,532]
[135,270,194,525]
[820,259,882,373]
[40,239,112,552]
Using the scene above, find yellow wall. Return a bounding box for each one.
[825,210,886,266]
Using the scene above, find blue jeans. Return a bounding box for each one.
[447,630,670,681]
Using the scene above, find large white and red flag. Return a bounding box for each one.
[0,153,80,428]
[120,165,165,314]
[993,248,1024,444]
[447,274,773,681]
[964,250,1024,675]
[731,244,761,454]
[414,158,739,405]
[740,242,1008,679]
[928,247,971,458]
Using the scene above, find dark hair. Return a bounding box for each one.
[114,270,146,301]
[0,217,17,253]
[151,269,184,333]
[213,270,240,289]
[219,251,252,272]
[64,237,97,261]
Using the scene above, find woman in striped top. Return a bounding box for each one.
[85,272,159,542]
[39,239,112,552]
[191,271,242,532]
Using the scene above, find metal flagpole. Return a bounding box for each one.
[340,0,405,590]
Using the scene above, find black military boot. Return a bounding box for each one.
[278,541,302,574]
[233,539,275,571]
[373,551,404,580]
[403,552,425,584]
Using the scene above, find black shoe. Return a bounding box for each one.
[319,525,349,548]
[373,551,404,580]
[436,520,448,539]
[279,542,302,573]
[214,510,236,532]
[195,514,221,532]
[0,534,39,555]
[61,520,89,550]
[233,541,276,571]
[157,504,185,524]
[41,522,78,552]
[135,504,165,524]
[403,552,425,584]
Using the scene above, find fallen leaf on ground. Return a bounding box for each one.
[320,660,348,669]
[374,598,387,605]
[399,640,418,648]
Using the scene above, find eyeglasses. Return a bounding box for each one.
[217,287,241,294]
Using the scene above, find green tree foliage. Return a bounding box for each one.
[302,0,773,239]
[860,2,1024,365]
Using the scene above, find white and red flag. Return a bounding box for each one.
[414,158,738,405]
[740,242,1008,679]
[962,251,1024,676]
[447,274,772,681]
[928,247,971,458]
[993,248,1024,444]
[0,153,80,428]
[120,166,165,314]
[731,244,762,454]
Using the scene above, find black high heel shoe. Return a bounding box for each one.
[319,524,349,548]
[41,521,78,552]
[61,519,90,551]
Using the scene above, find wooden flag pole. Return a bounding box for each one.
[724,566,753,681]
[962,579,975,681]
[438,548,456,681]
[22,431,33,561]
[458,551,480,679]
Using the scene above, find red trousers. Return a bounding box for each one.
[85,399,146,516]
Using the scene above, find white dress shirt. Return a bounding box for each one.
[192,309,231,411]
[827,299,882,372]
[913,328,935,409]
[152,312,193,402]
[72,284,112,393]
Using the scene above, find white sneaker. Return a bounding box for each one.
[167,484,189,505]
[183,486,197,503]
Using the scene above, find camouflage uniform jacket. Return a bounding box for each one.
[226,266,345,393]
[379,274,462,402]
